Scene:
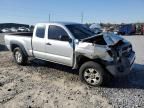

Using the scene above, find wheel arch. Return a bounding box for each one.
[73,54,105,69]
[10,41,28,57]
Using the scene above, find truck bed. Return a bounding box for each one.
[5,32,33,56]
[8,32,33,37]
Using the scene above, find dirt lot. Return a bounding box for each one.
[0,33,144,108]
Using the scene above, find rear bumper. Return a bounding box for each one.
[106,51,135,77]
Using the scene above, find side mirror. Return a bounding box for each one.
[59,35,72,42]
[75,39,79,44]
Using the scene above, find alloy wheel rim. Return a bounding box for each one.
[84,68,101,85]
[15,51,22,63]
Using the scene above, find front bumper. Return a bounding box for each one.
[106,51,135,77]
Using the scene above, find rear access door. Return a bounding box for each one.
[32,24,46,59]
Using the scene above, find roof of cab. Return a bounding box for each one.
[36,22,80,26]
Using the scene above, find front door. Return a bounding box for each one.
[45,25,73,66]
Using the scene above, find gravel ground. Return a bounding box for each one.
[0,33,144,108]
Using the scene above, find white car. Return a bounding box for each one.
[1,28,11,33]
[89,23,102,34]
[18,27,30,32]
[10,28,17,33]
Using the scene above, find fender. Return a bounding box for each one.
[10,40,28,57]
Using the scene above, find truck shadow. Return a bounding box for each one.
[0,44,8,52]
[28,60,144,89]
[29,59,79,75]
[107,63,144,89]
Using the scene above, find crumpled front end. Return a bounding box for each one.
[75,33,135,77]
[75,42,113,61]
[106,51,135,77]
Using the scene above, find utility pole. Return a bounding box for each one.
[49,13,51,22]
[81,12,84,24]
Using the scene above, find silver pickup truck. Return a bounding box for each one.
[5,22,135,86]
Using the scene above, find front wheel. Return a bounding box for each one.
[79,61,109,86]
[13,47,28,65]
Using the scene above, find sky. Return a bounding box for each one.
[0,0,144,24]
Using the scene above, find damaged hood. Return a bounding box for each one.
[103,33,126,46]
[75,32,130,61]
[81,32,127,46]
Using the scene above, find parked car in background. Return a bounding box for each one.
[10,28,17,33]
[89,23,102,34]
[1,28,11,33]
[118,24,136,35]
[18,27,30,32]
[141,25,144,35]
[135,24,143,35]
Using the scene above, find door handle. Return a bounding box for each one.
[46,43,52,45]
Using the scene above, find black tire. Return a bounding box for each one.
[79,61,110,86]
[13,47,28,65]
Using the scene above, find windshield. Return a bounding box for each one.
[66,24,95,40]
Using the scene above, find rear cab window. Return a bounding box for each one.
[36,24,46,38]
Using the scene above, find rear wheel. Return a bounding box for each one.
[13,47,28,65]
[79,61,109,86]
